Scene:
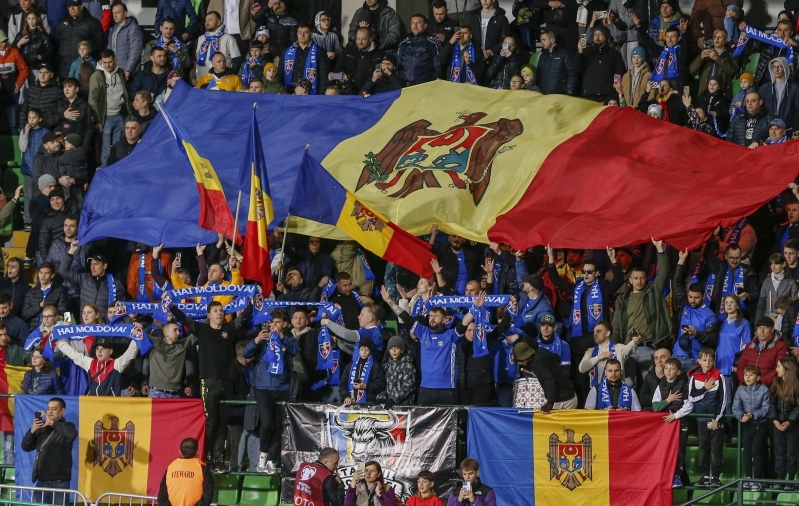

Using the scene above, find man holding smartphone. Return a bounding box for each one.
[21,397,77,504]
[447,458,496,506]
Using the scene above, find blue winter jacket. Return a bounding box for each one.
[242,334,301,390]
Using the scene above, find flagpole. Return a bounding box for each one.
[228,102,259,251]
[279,214,290,282]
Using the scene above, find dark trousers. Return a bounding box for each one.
[32,480,70,505]
[201,378,234,459]
[255,388,290,460]
[417,387,457,406]
[568,336,593,407]
[773,422,799,479]
[496,384,513,407]
[676,420,689,476]
[741,421,768,478]
[697,420,725,477]
[459,383,494,406]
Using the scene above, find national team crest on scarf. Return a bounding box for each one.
[285,60,293,75]
[352,201,386,232]
[319,340,331,360]
[356,112,523,205]
[589,303,602,320]
[254,293,265,311]
[572,309,581,326]
[93,415,135,477]
[129,326,144,341]
[548,428,593,491]
[113,302,127,318]
[160,292,172,313]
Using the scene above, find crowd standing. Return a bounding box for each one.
[2,0,799,502]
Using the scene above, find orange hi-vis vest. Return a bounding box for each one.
[165,457,205,506]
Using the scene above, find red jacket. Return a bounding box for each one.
[0,46,29,89]
[736,334,789,387]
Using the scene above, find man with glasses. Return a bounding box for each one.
[702,236,759,318]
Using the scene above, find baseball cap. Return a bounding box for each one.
[38,62,54,72]
[539,314,556,326]
[755,317,774,328]
[520,274,544,291]
[89,254,109,264]
[769,118,787,129]
[67,0,83,6]
[381,54,397,66]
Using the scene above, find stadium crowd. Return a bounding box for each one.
[1,0,799,500]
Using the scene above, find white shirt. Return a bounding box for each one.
[224,0,240,36]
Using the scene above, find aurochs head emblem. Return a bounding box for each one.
[355,112,523,205]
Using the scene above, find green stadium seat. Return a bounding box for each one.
[739,491,769,505]
[776,492,799,505]
[6,135,21,169]
[239,475,281,506]
[686,446,701,482]
[212,474,240,505]
[3,467,14,483]
[672,488,689,504]
[529,52,541,70]
[384,320,398,334]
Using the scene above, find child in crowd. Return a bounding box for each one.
[294,78,311,96]
[56,336,138,396]
[340,338,385,406]
[407,470,443,506]
[58,133,87,210]
[688,348,728,488]
[239,40,265,87]
[19,107,48,224]
[652,357,693,488]
[733,365,771,491]
[378,335,416,405]
[262,62,285,94]
[768,357,799,490]
[312,11,342,61]
[730,72,753,115]
[69,40,95,92]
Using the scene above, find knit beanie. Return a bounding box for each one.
[520,65,535,81]
[739,72,754,84]
[631,46,645,60]
[387,335,406,353]
[264,62,277,74]
[38,174,56,191]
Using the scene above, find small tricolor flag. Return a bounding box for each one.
[290,151,435,278]
[240,106,275,294]
[0,364,27,431]
[468,409,679,506]
[160,104,238,242]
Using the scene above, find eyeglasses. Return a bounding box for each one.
[723,300,738,305]
[42,314,57,319]
[582,269,596,275]
[726,256,741,260]
[510,80,522,84]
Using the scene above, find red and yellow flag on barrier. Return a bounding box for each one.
[0,365,27,431]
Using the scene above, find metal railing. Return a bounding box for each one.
[93,492,157,506]
[0,484,90,506]
[681,478,799,505]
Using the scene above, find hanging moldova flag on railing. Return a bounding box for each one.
[0,365,27,432]
[467,409,679,506]
[239,105,274,293]
[160,103,239,243]
[289,151,436,278]
[14,395,206,501]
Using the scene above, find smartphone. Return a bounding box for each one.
[681,325,689,332]
[580,33,587,44]
[331,72,343,80]
[613,74,621,86]
[597,11,608,19]
[176,252,182,262]
[683,86,690,96]
[502,42,510,51]
[357,461,365,472]
[63,312,73,324]
[736,287,745,295]
[463,481,472,491]
[704,39,713,49]
[35,411,44,422]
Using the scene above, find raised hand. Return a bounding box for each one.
[651,237,664,253]
[430,259,442,274]
[481,257,494,273]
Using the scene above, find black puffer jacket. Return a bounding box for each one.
[12,29,52,71]
[727,108,773,147]
[55,10,104,78]
[396,34,441,86]
[38,207,66,260]
[576,42,627,98]
[334,43,385,91]
[21,284,69,330]
[486,53,521,89]
[768,395,799,424]
[467,6,511,56]
[265,11,298,57]
[536,45,577,95]
[20,79,61,129]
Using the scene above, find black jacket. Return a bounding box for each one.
[107,137,138,166]
[728,108,773,147]
[58,147,88,189]
[485,52,519,89]
[576,42,627,98]
[361,71,402,95]
[523,346,575,404]
[335,42,385,91]
[55,10,104,78]
[12,28,52,74]
[768,395,799,424]
[396,33,442,86]
[39,207,66,260]
[536,45,577,95]
[22,283,69,330]
[0,277,29,317]
[638,94,686,126]
[467,6,511,57]
[283,42,330,94]
[704,236,760,315]
[339,357,386,401]
[546,262,624,337]
[48,95,94,150]
[441,41,486,84]
[433,244,482,294]
[21,80,61,130]
[130,61,169,97]
[758,80,799,132]
[265,12,298,57]
[21,418,78,482]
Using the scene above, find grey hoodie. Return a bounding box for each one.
[767,56,792,114]
[98,62,125,116]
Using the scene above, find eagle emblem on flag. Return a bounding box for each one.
[548,428,593,491]
[93,416,136,477]
[351,201,386,232]
[355,112,523,205]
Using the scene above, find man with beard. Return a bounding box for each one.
[585,359,641,410]
[433,234,481,295]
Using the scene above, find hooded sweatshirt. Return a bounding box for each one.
[98,62,125,116]
[758,56,799,130]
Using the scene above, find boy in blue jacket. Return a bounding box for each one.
[732,365,771,491]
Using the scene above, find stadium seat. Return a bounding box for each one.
[694,491,730,504]
[7,136,21,169]
[776,492,799,505]
[529,52,541,70]
[739,491,769,505]
[212,474,240,505]
[672,488,689,504]
[239,475,281,506]
[686,446,701,482]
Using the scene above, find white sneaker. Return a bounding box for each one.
[264,460,277,475]
[257,452,268,473]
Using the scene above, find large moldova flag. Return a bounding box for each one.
[14,395,205,501]
[160,103,238,242]
[467,408,679,506]
[240,106,274,293]
[81,82,797,250]
[0,365,27,431]
[290,151,436,278]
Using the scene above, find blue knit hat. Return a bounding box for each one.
[631,46,646,60]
